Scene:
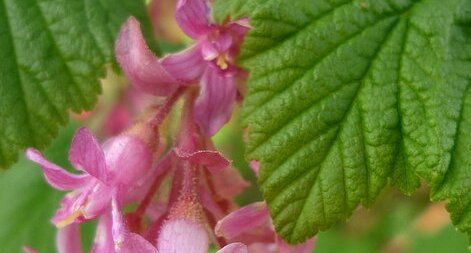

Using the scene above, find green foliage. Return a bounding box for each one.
[227,0,471,244]
[212,0,261,23]
[0,0,152,169]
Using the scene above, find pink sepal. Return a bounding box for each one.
[25,148,90,190]
[249,160,260,177]
[119,233,158,253]
[215,202,270,239]
[82,183,113,219]
[22,245,40,253]
[116,17,179,96]
[69,127,109,184]
[56,224,83,253]
[194,66,237,136]
[91,212,114,253]
[111,199,158,253]
[174,148,230,173]
[212,166,250,198]
[175,0,212,39]
[160,44,206,83]
[216,242,248,253]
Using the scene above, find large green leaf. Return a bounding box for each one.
[212,0,261,22]
[0,0,152,169]
[234,0,471,244]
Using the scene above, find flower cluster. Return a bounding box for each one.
[24,0,316,252]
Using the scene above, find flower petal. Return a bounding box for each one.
[22,245,40,253]
[157,219,209,253]
[227,18,251,39]
[212,166,250,198]
[174,148,230,173]
[161,44,206,83]
[215,202,270,239]
[82,183,113,219]
[200,32,233,61]
[111,198,126,249]
[116,17,179,96]
[111,198,158,253]
[201,41,219,61]
[249,160,260,177]
[51,182,97,227]
[175,0,212,38]
[120,233,158,253]
[217,243,248,253]
[247,243,278,253]
[194,66,237,136]
[26,148,90,190]
[69,128,109,183]
[91,212,114,253]
[199,189,225,219]
[57,224,83,253]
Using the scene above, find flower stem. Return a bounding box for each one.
[150,87,185,128]
[134,152,173,217]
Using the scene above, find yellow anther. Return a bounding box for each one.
[56,209,83,228]
[216,54,229,70]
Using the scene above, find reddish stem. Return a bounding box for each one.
[134,152,173,217]
[150,87,185,128]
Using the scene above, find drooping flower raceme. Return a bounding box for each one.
[116,0,249,136]
[23,0,317,252]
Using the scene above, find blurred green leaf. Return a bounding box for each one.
[410,225,470,253]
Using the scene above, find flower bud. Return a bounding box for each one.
[157,198,209,253]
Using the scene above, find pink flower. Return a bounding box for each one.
[57,224,83,253]
[26,127,154,227]
[216,202,316,253]
[85,198,158,253]
[89,198,248,253]
[157,218,248,253]
[157,218,210,253]
[115,0,249,136]
[22,245,40,253]
[155,197,248,253]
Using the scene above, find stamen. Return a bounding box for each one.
[56,209,83,228]
[216,54,229,70]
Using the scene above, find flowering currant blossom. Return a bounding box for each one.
[26,123,156,228]
[116,0,249,136]
[88,100,249,253]
[20,0,318,251]
[216,202,316,253]
[88,198,248,253]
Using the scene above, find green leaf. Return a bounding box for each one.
[212,0,262,23]
[0,0,152,169]
[241,0,471,243]
[0,122,96,252]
